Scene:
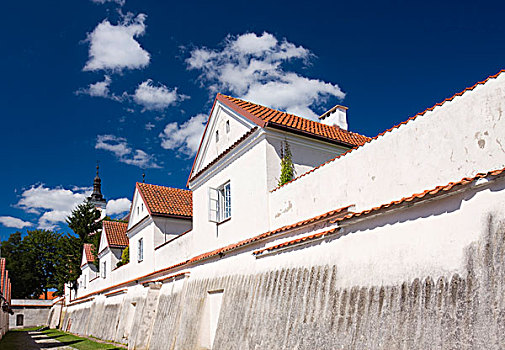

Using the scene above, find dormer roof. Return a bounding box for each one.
[81,243,95,267]
[102,220,129,248]
[136,182,193,218]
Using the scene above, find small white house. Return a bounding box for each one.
[97,220,129,279]
[127,182,193,275]
[79,243,97,290]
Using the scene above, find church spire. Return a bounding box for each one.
[88,163,106,208]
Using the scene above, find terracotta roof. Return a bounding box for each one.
[103,220,129,248]
[83,243,95,265]
[136,183,193,218]
[39,291,57,300]
[272,69,505,192]
[331,167,505,225]
[253,227,340,255]
[217,94,370,147]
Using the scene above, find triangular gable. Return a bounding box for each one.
[80,249,87,268]
[187,95,256,185]
[127,187,150,231]
[98,227,109,255]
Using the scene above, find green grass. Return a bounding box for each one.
[41,329,124,349]
[0,327,124,350]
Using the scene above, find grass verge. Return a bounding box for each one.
[0,327,124,350]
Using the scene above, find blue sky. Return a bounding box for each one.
[1,0,504,240]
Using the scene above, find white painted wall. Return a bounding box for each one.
[192,104,254,176]
[269,72,505,228]
[127,188,149,230]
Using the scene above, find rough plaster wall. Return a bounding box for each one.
[63,217,505,349]
[10,307,51,328]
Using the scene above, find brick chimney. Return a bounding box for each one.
[319,105,348,130]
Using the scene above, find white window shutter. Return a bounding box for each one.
[208,187,219,222]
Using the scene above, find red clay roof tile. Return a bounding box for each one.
[103,220,129,248]
[137,182,192,218]
[83,243,95,265]
[217,94,370,147]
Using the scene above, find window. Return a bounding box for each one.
[84,275,87,289]
[16,314,24,326]
[208,182,231,223]
[226,120,230,133]
[215,130,219,142]
[141,203,143,212]
[138,238,144,262]
[102,261,106,279]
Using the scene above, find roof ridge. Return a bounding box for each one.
[220,95,370,139]
[271,69,505,193]
[137,182,191,192]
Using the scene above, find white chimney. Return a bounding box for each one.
[319,105,348,130]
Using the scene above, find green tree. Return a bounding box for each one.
[64,201,102,291]
[2,230,64,298]
[66,202,101,243]
[1,232,38,298]
[23,230,63,299]
[278,140,295,187]
[116,246,129,268]
[54,234,81,295]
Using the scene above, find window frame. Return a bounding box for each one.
[208,181,231,223]
[138,238,144,262]
[102,261,106,279]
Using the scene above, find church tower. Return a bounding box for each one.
[87,164,107,211]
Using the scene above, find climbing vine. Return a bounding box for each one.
[278,140,295,187]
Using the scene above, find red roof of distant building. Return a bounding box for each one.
[39,291,57,300]
[136,182,192,218]
[103,220,129,248]
[217,94,370,147]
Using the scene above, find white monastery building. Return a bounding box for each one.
[56,70,505,350]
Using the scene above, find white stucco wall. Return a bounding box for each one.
[193,103,254,175]
[265,130,349,191]
[269,72,505,228]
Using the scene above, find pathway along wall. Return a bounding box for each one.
[61,215,505,349]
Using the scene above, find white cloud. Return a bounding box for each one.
[76,75,123,101]
[133,79,188,111]
[159,114,207,156]
[91,0,125,5]
[106,198,131,215]
[186,32,345,120]
[96,134,161,168]
[17,185,91,229]
[0,216,33,229]
[84,13,150,72]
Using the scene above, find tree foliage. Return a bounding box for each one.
[66,202,101,242]
[65,201,102,289]
[116,246,129,268]
[2,230,64,299]
[1,202,104,297]
[278,140,295,187]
